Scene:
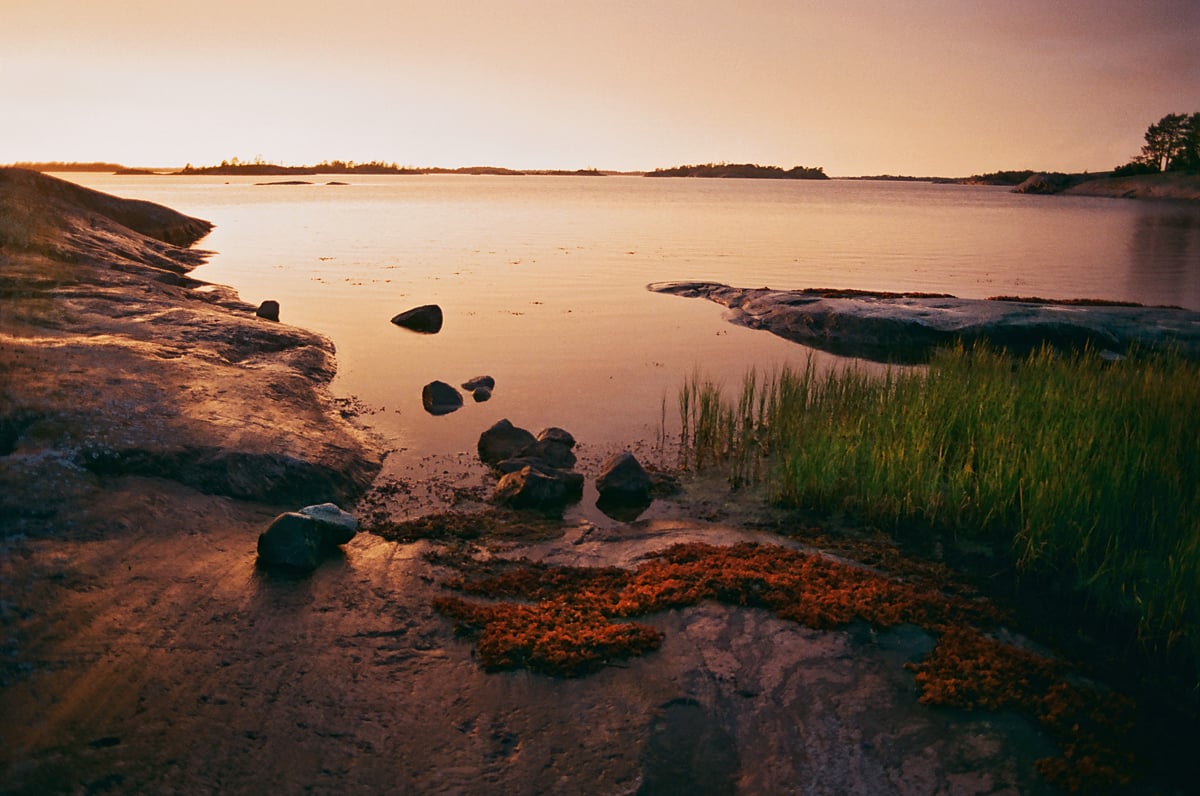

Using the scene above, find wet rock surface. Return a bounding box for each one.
[0,169,380,507]
[1,508,1063,795]
[649,281,1200,362]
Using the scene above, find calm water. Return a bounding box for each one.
[58,173,1200,508]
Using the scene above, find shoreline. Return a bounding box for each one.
[1,170,1188,793]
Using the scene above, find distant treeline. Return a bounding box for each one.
[6,161,128,172]
[179,159,410,175]
[960,170,1040,186]
[647,162,828,180]
[178,159,608,177]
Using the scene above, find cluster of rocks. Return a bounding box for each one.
[478,419,674,517]
[256,502,358,572]
[422,376,494,415]
[387,303,496,415]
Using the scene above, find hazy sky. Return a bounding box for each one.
[4,0,1198,175]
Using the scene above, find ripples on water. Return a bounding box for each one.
[60,174,1200,512]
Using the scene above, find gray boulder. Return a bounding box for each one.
[299,502,358,545]
[494,465,584,512]
[391,304,443,333]
[596,451,653,504]
[478,419,537,466]
[256,512,324,572]
[255,300,280,322]
[423,381,463,415]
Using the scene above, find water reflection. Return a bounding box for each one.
[1127,204,1200,309]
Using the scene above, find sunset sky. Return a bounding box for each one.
[4,0,1198,176]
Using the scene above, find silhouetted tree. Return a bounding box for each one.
[1136,112,1199,172]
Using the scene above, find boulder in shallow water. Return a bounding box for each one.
[422,381,463,415]
[255,300,280,322]
[596,451,653,504]
[391,304,443,333]
[478,419,537,466]
[494,464,584,512]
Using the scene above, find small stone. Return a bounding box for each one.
[255,300,280,321]
[462,375,495,392]
[472,387,492,402]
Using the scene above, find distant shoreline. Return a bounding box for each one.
[6,161,1198,199]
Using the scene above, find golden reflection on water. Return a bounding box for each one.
[56,174,1200,490]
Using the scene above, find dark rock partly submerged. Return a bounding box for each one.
[391,304,444,333]
[649,281,1200,363]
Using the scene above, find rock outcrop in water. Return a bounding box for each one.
[648,281,1200,362]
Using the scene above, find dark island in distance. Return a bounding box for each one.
[0,159,1069,184]
[645,162,828,179]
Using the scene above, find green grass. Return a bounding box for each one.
[679,344,1200,658]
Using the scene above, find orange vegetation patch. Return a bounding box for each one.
[432,541,1138,792]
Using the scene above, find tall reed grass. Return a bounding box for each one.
[679,345,1200,658]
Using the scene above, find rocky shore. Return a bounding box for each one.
[1,170,1177,794]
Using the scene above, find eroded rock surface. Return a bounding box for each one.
[0,168,380,511]
[649,281,1200,362]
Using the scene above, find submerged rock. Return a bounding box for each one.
[255,300,280,321]
[391,304,444,334]
[422,381,463,415]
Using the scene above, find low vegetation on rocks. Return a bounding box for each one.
[677,343,1200,705]
[432,541,1137,792]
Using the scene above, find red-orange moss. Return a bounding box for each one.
[432,541,1138,790]
[433,596,663,677]
[905,626,1138,792]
